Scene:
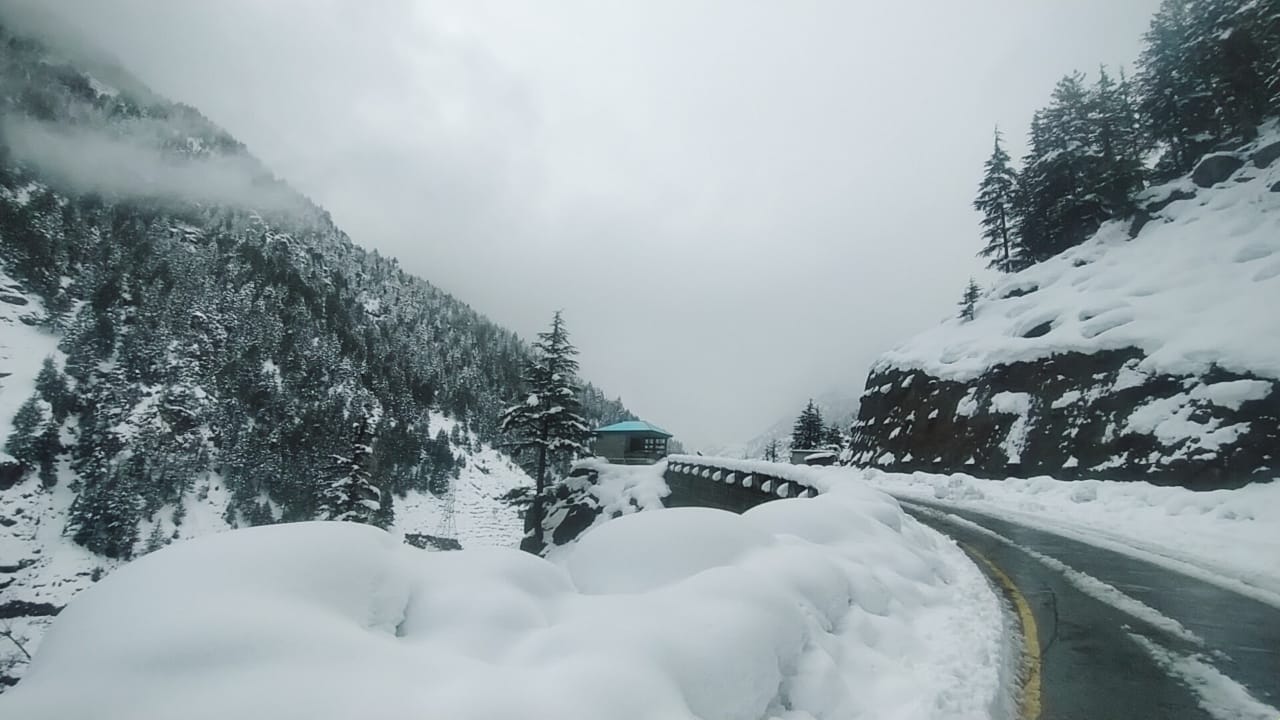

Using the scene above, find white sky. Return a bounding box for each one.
[40,0,1161,448]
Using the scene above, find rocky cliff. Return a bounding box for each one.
[848,129,1280,488]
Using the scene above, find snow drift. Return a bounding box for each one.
[0,483,1006,720]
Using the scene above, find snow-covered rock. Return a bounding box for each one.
[853,125,1280,486]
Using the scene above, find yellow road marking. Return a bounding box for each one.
[963,543,1043,720]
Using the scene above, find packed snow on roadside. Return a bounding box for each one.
[863,469,1280,606]
[1,482,1009,720]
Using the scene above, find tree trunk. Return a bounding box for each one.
[533,443,547,549]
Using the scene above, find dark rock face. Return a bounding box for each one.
[848,350,1277,489]
[403,534,462,551]
[1252,140,1280,169]
[0,600,60,620]
[523,466,632,555]
[1192,153,1245,187]
[0,460,24,491]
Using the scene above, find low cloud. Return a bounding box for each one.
[3,115,304,213]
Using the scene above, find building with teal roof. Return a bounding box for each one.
[592,420,673,465]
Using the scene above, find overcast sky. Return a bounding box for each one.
[40,0,1161,449]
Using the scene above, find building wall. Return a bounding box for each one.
[594,434,629,461]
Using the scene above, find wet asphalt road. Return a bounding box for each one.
[900,498,1280,720]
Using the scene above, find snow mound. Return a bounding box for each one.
[877,125,1280,382]
[1,488,1006,720]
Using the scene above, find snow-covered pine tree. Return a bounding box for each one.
[1013,72,1115,263]
[959,278,981,321]
[763,439,780,462]
[499,311,590,552]
[317,408,385,527]
[1091,66,1148,217]
[790,400,825,450]
[1137,0,1279,176]
[822,424,845,450]
[974,127,1019,273]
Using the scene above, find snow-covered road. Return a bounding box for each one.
[899,496,1280,720]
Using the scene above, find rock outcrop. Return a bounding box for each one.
[848,352,1277,488]
[850,128,1280,488]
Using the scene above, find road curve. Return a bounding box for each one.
[901,498,1280,720]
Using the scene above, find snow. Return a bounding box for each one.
[0,272,58,446]
[876,125,1280,382]
[390,428,531,549]
[863,470,1280,606]
[988,392,1032,464]
[1129,634,1278,720]
[0,397,530,682]
[1125,393,1250,455]
[0,481,1008,720]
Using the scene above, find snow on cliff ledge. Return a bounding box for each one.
[877,126,1280,383]
[0,485,1006,720]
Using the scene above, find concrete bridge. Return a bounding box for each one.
[660,455,820,513]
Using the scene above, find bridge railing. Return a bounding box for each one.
[663,454,822,505]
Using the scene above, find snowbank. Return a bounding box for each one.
[864,470,1280,606]
[875,124,1280,382]
[667,453,832,490]
[1,484,1007,720]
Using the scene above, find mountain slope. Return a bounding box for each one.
[0,12,629,686]
[849,126,1280,486]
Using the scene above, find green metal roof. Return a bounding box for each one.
[594,420,673,437]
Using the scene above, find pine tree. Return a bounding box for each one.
[34,357,72,421]
[959,278,981,321]
[822,424,845,450]
[762,439,780,462]
[1137,0,1278,175]
[790,400,824,449]
[5,396,46,469]
[500,311,590,552]
[974,127,1019,273]
[1014,73,1112,264]
[1091,67,1148,217]
[317,409,384,527]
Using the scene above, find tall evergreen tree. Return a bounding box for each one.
[790,400,824,449]
[974,127,1019,273]
[1091,67,1148,217]
[317,408,384,527]
[500,311,590,552]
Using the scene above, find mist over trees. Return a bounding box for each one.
[0,18,632,556]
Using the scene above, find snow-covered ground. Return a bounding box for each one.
[862,470,1280,607]
[875,122,1280,384]
[0,475,1010,720]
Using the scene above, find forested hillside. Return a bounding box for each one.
[0,11,633,683]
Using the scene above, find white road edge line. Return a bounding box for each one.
[889,492,1280,611]
[1128,633,1279,720]
[904,502,1207,647]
